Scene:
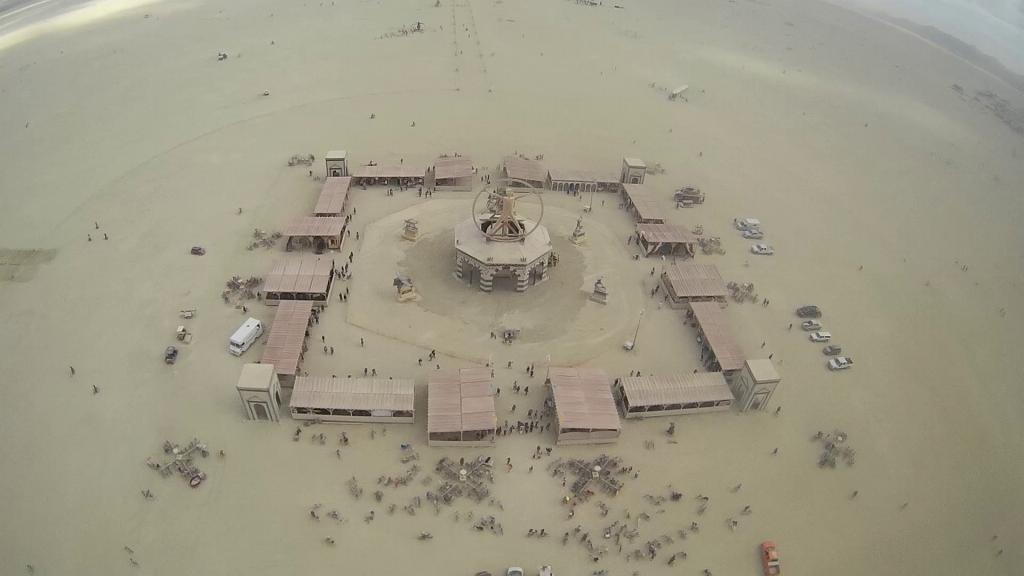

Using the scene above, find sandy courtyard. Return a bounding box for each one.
[1,0,1022,575]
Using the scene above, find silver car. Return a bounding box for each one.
[828,356,853,370]
[809,331,832,342]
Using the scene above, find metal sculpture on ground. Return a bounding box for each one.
[145,438,210,488]
[428,456,494,505]
[549,454,627,504]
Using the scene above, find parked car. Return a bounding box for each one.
[506,568,524,576]
[750,244,775,255]
[801,320,822,331]
[809,331,831,342]
[828,356,854,371]
[797,305,822,318]
[164,346,179,364]
[742,229,764,239]
[734,217,761,231]
[190,246,206,256]
[761,541,781,576]
[822,345,842,356]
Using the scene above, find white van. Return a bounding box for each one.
[229,317,263,356]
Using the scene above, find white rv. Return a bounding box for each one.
[229,318,263,356]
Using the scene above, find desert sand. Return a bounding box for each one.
[0,0,1022,575]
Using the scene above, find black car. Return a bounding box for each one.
[796,305,821,318]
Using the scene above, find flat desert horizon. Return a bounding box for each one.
[0,0,1021,575]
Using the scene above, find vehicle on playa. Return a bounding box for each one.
[809,331,831,342]
[822,345,842,355]
[828,356,854,371]
[228,317,263,356]
[796,305,822,318]
[750,244,775,255]
[801,320,822,331]
[164,346,178,364]
[734,217,761,231]
[760,540,781,576]
[506,568,524,576]
[742,228,764,239]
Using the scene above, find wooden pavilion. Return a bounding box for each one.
[262,255,335,307]
[501,156,547,188]
[660,262,727,307]
[350,164,425,187]
[548,367,621,445]
[313,177,352,217]
[636,223,696,257]
[425,156,474,191]
[616,372,734,418]
[546,168,621,195]
[688,301,745,380]
[259,301,313,387]
[284,217,345,252]
[427,368,496,446]
[621,184,664,223]
[289,376,415,423]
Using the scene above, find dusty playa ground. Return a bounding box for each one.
[1,0,1023,575]
[351,197,644,364]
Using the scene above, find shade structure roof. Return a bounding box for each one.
[689,301,745,371]
[432,156,474,180]
[263,255,334,295]
[623,157,646,168]
[290,377,415,412]
[313,177,351,215]
[502,156,547,183]
[622,184,663,222]
[259,301,313,376]
[427,368,496,433]
[547,168,620,184]
[637,223,696,245]
[663,262,727,298]
[350,164,425,179]
[549,367,621,431]
[285,216,345,238]
[620,372,734,407]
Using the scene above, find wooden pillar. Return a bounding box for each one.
[479,267,494,292]
[514,269,529,292]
